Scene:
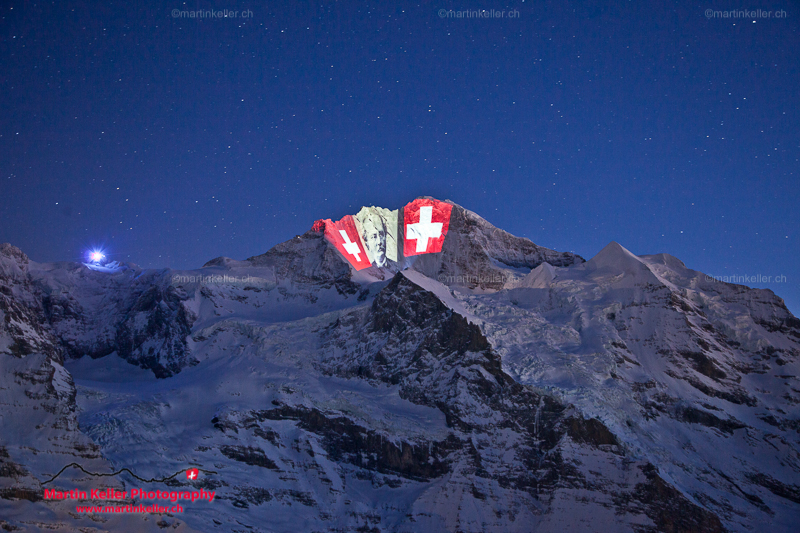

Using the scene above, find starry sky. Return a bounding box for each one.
[1,1,798,313]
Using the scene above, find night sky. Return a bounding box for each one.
[1,1,798,313]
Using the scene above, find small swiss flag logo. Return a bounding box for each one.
[186,468,199,480]
[403,199,452,256]
[323,215,373,270]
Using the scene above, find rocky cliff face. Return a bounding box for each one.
[0,244,127,529]
[406,201,585,290]
[318,273,724,531]
[0,200,797,532]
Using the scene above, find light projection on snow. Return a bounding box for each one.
[319,215,373,270]
[403,199,452,257]
[354,206,398,267]
[315,199,452,270]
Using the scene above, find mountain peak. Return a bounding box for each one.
[1,201,799,532]
[0,242,29,264]
[296,197,584,290]
[587,241,649,272]
[579,241,664,289]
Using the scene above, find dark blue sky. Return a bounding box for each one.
[1,1,798,313]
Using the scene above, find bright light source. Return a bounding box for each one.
[89,251,105,263]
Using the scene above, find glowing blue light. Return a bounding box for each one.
[89,250,105,263]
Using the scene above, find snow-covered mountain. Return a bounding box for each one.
[1,199,798,532]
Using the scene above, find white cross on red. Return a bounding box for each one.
[339,230,362,261]
[406,206,443,252]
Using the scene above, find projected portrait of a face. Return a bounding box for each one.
[355,207,398,268]
[362,216,387,266]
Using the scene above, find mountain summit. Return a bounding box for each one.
[1,199,798,532]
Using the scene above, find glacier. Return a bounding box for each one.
[0,199,798,532]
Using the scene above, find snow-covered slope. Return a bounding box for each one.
[0,200,797,532]
[407,199,584,290]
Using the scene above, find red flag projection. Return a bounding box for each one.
[403,199,452,257]
[319,215,373,270]
[315,198,453,269]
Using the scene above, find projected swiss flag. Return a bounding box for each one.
[403,199,452,256]
[322,215,372,270]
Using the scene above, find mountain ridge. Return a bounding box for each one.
[0,198,798,532]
